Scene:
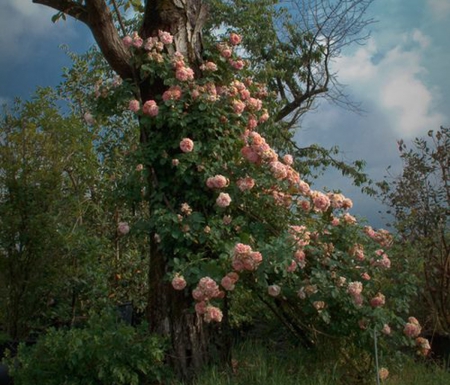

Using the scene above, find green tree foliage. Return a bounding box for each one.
[379,127,450,334]
[0,89,104,338]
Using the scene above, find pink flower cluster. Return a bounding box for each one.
[172,274,187,290]
[328,193,353,210]
[206,175,229,189]
[236,177,255,191]
[117,221,130,235]
[216,192,232,208]
[192,277,224,323]
[180,138,194,153]
[349,243,365,261]
[268,284,281,297]
[288,225,311,248]
[143,100,159,117]
[370,292,385,308]
[123,30,173,51]
[415,337,431,356]
[162,85,182,101]
[347,281,363,307]
[364,226,393,248]
[403,317,422,338]
[371,249,391,269]
[221,272,239,291]
[232,243,263,271]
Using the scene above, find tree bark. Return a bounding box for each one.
[33,0,217,381]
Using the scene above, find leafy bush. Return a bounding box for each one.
[5,310,169,385]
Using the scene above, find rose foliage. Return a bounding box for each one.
[105,29,429,365]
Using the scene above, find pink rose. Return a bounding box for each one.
[404,320,421,338]
[142,100,159,117]
[379,368,389,381]
[236,177,255,191]
[180,138,194,153]
[229,33,242,46]
[204,306,223,323]
[117,221,130,235]
[268,284,281,297]
[206,175,229,189]
[216,192,231,208]
[162,85,182,101]
[313,301,325,311]
[172,275,187,290]
[221,276,235,291]
[347,281,363,296]
[175,67,194,82]
[200,61,218,72]
[382,324,391,335]
[370,293,385,308]
[158,30,173,44]
[129,99,140,112]
[122,35,133,47]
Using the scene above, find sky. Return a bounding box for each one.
[1,0,449,229]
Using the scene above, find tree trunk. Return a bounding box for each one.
[33,0,226,380]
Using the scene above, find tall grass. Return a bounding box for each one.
[184,340,450,385]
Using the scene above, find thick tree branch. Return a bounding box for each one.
[32,0,88,22]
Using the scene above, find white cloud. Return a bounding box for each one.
[333,30,445,138]
[428,0,450,19]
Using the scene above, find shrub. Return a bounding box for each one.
[5,309,169,385]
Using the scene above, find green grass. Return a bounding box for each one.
[184,340,450,385]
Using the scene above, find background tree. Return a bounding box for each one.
[379,127,450,335]
[0,89,102,338]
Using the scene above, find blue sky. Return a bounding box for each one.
[1,0,449,229]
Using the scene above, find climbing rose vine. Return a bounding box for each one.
[110,29,428,363]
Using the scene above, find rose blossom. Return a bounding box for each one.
[347,281,363,296]
[158,30,173,44]
[378,368,389,381]
[122,35,133,47]
[370,293,385,308]
[180,138,194,153]
[172,275,187,290]
[216,192,231,208]
[312,191,331,212]
[181,202,192,215]
[268,284,281,297]
[283,154,293,165]
[117,221,130,235]
[83,112,95,125]
[204,306,223,323]
[129,99,140,112]
[206,175,229,189]
[382,324,391,335]
[236,177,255,191]
[142,100,159,117]
[229,33,242,46]
[162,85,182,101]
[415,337,431,356]
[221,272,239,291]
[404,317,422,338]
[313,301,325,311]
[200,61,218,72]
[175,67,195,82]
